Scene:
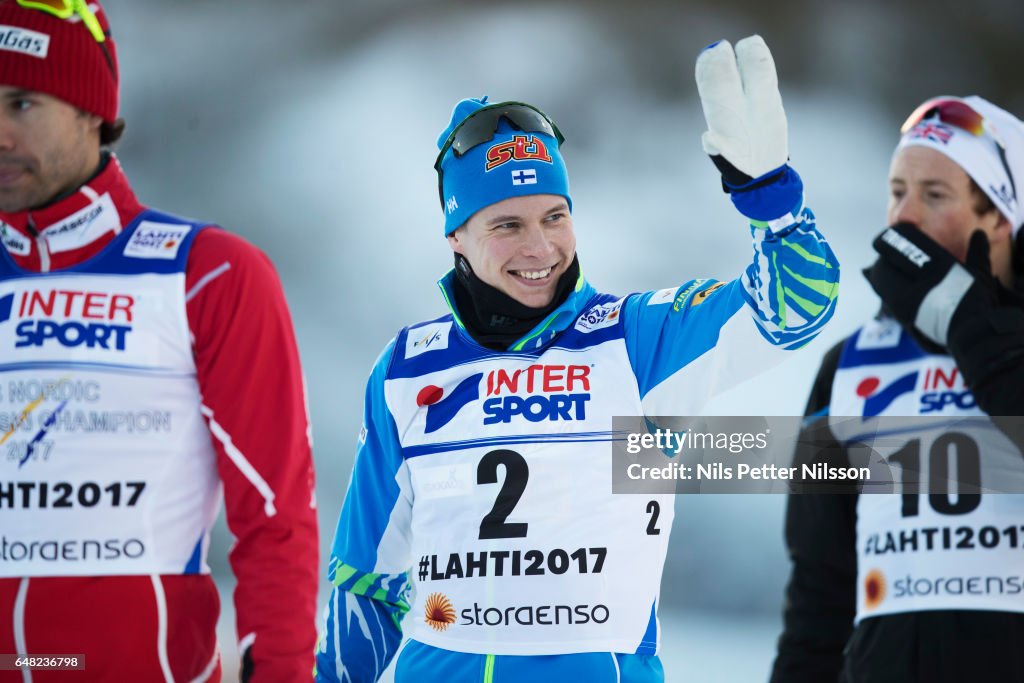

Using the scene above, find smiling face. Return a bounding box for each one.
[888,145,1014,284]
[447,194,576,308]
[0,86,102,213]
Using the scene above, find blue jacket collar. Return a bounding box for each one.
[436,269,596,352]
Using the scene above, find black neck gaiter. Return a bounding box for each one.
[452,253,581,350]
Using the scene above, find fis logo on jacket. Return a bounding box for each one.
[405,322,452,359]
[417,364,592,433]
[0,289,135,352]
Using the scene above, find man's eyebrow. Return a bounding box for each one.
[486,201,570,226]
[888,178,954,190]
[1,89,35,100]
[919,179,955,190]
[486,214,522,226]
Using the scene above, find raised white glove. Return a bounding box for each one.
[695,35,788,182]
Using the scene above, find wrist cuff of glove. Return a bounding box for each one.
[946,301,1024,408]
[722,164,804,222]
[711,157,785,192]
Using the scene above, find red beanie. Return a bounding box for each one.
[0,0,119,122]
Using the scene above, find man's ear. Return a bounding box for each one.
[447,229,462,253]
[992,211,1014,241]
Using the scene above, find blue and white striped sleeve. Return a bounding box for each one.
[315,341,413,683]
[742,205,839,350]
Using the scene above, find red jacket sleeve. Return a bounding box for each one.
[186,228,319,682]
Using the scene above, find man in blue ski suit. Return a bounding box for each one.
[317,36,839,682]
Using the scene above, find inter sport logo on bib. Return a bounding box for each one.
[416,364,592,433]
[0,289,135,352]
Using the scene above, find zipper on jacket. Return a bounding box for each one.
[26,216,50,273]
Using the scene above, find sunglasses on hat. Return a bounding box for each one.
[433,101,565,209]
[15,0,115,75]
[901,96,1016,202]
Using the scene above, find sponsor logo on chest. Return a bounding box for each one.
[1,224,31,257]
[416,363,593,433]
[0,288,136,352]
[850,363,975,417]
[41,194,121,254]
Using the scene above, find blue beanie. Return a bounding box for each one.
[437,97,572,235]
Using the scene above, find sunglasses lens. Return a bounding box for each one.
[901,98,985,136]
[450,105,558,157]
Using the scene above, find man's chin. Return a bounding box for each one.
[0,189,41,214]
[510,288,557,309]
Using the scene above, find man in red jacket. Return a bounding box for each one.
[0,1,318,680]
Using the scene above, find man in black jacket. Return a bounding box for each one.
[770,96,1024,683]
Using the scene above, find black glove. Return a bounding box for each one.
[864,223,993,349]
[865,223,1024,416]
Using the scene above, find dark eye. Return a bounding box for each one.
[9,99,32,113]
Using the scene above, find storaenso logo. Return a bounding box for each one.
[890,573,1024,599]
[0,25,50,59]
[424,593,456,632]
[864,568,886,610]
[0,536,145,562]
[0,289,135,351]
[461,601,610,627]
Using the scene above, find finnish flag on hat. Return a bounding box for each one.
[511,169,538,185]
